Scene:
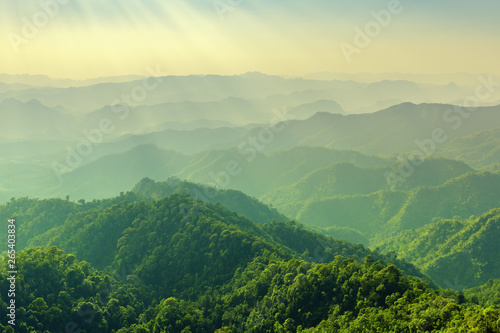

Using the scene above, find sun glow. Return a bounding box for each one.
[1,0,499,79]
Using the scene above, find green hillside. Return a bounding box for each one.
[2,194,499,332]
[379,209,500,288]
[3,193,424,282]
[296,190,408,238]
[131,177,288,223]
[48,146,391,201]
[291,170,500,244]
[440,128,500,170]
[262,163,389,216]
[261,158,473,229]
[466,278,500,307]
[384,171,500,234]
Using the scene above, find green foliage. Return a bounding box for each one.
[293,170,500,244]
[132,177,288,223]
[442,128,500,170]
[0,247,142,333]
[316,225,369,245]
[0,198,81,250]
[384,171,500,234]
[379,208,500,288]
[296,190,408,237]
[466,278,500,307]
[2,191,500,331]
[262,162,390,216]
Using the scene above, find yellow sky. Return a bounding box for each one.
[1,0,499,79]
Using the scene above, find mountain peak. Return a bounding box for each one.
[238,72,281,79]
[0,97,24,106]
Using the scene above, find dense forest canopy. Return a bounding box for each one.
[2,190,500,332]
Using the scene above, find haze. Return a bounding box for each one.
[1,0,499,79]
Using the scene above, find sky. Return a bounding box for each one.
[1,0,499,79]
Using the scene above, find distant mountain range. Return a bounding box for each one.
[0,73,478,114]
[0,98,73,140]
[41,102,500,159]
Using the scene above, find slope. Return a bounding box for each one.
[379,208,500,289]
[131,177,288,223]
[270,158,474,236]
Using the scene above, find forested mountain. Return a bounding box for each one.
[2,72,500,331]
[287,99,344,119]
[261,158,473,217]
[292,170,500,243]
[131,177,288,223]
[441,128,500,170]
[79,102,500,156]
[262,163,390,215]
[378,208,500,289]
[466,278,500,307]
[0,247,145,333]
[3,0,500,328]
[383,171,500,234]
[1,193,422,279]
[3,101,500,205]
[3,193,500,332]
[0,193,500,332]
[51,145,192,200]
[48,146,390,201]
[387,158,474,191]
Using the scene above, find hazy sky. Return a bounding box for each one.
[1,0,499,79]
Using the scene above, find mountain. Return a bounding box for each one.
[440,128,500,170]
[102,102,500,156]
[383,171,500,234]
[0,247,143,332]
[149,119,236,132]
[0,74,479,116]
[0,192,430,295]
[48,145,390,201]
[1,193,498,332]
[301,72,485,86]
[105,102,500,157]
[174,147,391,198]
[0,74,341,113]
[291,168,500,243]
[466,278,500,307]
[80,97,270,136]
[261,103,500,155]
[263,158,474,232]
[0,81,36,93]
[131,177,288,223]
[287,99,344,119]
[379,208,500,289]
[51,145,191,200]
[262,163,390,217]
[387,157,474,190]
[0,73,145,87]
[295,190,408,241]
[0,98,71,140]
[0,145,391,204]
[364,80,423,101]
